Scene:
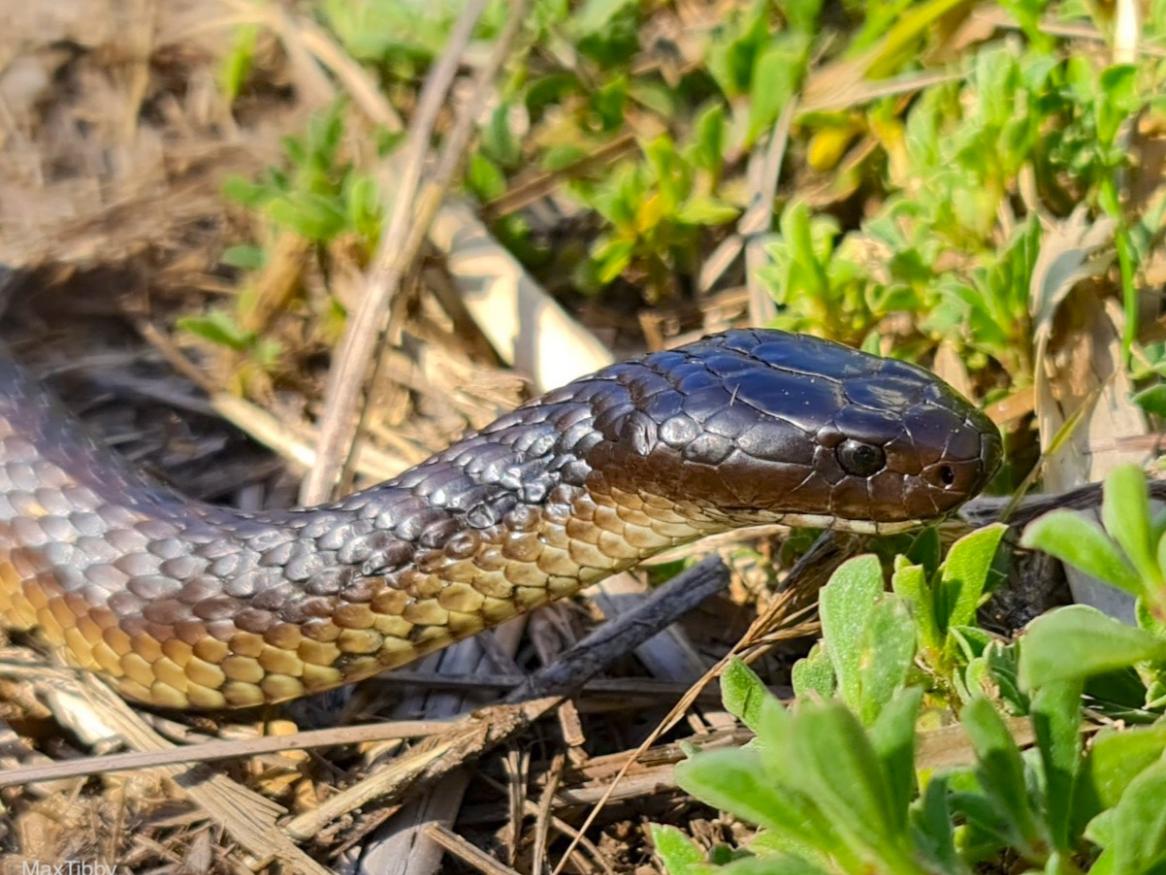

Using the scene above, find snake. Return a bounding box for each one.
[0,329,1001,709]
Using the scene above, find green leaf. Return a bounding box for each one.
[592,74,629,131]
[1043,851,1082,875]
[936,523,1007,632]
[524,71,578,117]
[857,596,916,724]
[949,786,1015,855]
[868,686,922,831]
[713,855,832,875]
[706,3,769,100]
[891,557,940,654]
[629,80,677,119]
[177,310,255,352]
[961,697,1042,851]
[217,24,259,102]
[220,244,266,271]
[253,337,283,373]
[951,626,991,663]
[1096,64,1139,146]
[746,699,851,869]
[864,0,971,78]
[674,747,824,843]
[1021,512,1143,597]
[1030,679,1083,851]
[591,236,635,283]
[778,201,830,299]
[1079,725,1166,814]
[748,829,835,872]
[481,102,522,168]
[1133,384,1166,417]
[1101,464,1162,588]
[983,640,1029,715]
[649,824,704,874]
[747,33,808,145]
[467,153,507,201]
[344,174,381,245]
[906,526,942,578]
[911,777,963,874]
[1089,847,1119,875]
[819,554,884,712]
[1106,759,1166,873]
[264,191,347,240]
[571,0,635,35]
[1019,605,1166,689]
[754,690,796,767]
[721,658,772,732]
[643,134,691,210]
[787,701,914,868]
[780,0,824,34]
[223,174,275,208]
[689,102,727,174]
[675,195,740,226]
[791,643,836,701]
[542,144,588,172]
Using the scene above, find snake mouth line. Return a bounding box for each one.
[775,513,927,535]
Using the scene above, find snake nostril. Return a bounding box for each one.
[938,464,956,487]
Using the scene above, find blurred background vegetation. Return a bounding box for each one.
[222,4,1156,346]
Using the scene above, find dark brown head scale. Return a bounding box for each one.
[585,329,1001,531]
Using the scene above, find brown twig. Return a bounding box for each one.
[299,0,491,504]
[19,669,330,875]
[961,478,1166,528]
[480,134,640,220]
[138,319,412,479]
[283,696,558,843]
[744,99,795,324]
[505,556,730,703]
[532,751,566,874]
[423,824,524,875]
[0,716,456,788]
[476,768,616,875]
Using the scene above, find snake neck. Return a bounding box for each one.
[0,363,724,707]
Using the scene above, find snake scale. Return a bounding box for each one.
[0,329,1001,709]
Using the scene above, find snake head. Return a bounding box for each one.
[587,329,1003,534]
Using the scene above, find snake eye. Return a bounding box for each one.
[836,439,885,477]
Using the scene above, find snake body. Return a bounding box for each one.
[0,329,1001,709]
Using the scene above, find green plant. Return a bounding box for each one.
[544,0,818,299]
[1021,464,1166,708]
[223,105,385,250]
[657,467,1166,873]
[788,526,1007,720]
[570,129,741,298]
[705,0,817,146]
[182,105,394,375]
[656,656,1097,873]
[758,41,1152,384]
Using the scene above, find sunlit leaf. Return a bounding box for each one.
[721,658,772,732]
[1021,512,1143,597]
[1019,605,1166,689]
